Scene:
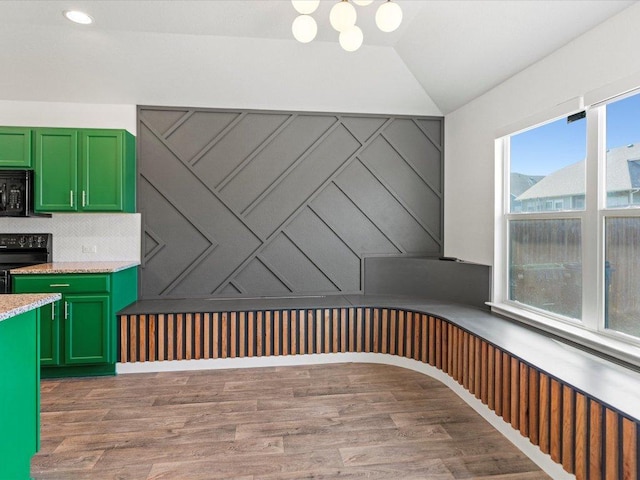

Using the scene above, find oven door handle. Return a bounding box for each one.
[0,183,6,211]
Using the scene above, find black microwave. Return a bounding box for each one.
[0,169,47,217]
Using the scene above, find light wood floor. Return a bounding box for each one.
[32,363,551,480]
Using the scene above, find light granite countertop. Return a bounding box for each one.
[0,294,61,322]
[10,261,139,275]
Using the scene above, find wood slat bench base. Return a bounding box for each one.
[119,307,639,480]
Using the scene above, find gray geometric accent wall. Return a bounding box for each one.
[137,106,444,300]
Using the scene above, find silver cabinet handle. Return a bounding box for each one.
[82,190,86,207]
[64,301,69,319]
[51,304,55,321]
[49,283,70,287]
[70,190,74,207]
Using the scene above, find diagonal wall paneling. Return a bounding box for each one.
[138,106,444,299]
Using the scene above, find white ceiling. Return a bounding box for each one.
[0,0,636,114]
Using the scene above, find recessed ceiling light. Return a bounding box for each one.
[63,10,93,25]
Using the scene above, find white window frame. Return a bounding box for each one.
[492,91,640,368]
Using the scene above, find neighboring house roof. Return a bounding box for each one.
[510,173,544,197]
[517,161,585,200]
[517,143,640,200]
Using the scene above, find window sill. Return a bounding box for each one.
[488,302,640,370]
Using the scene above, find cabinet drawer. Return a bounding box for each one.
[13,274,110,294]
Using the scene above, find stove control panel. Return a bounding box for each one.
[0,233,52,249]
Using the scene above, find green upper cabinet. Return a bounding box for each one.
[81,130,124,211]
[0,127,32,168]
[34,128,135,213]
[34,128,78,212]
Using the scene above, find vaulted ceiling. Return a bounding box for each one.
[0,0,635,114]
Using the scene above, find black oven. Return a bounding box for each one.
[0,169,48,217]
[0,233,52,293]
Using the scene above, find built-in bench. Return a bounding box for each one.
[118,258,640,480]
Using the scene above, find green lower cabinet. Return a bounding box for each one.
[65,294,109,364]
[12,267,138,378]
[0,309,40,479]
[39,294,110,367]
[39,301,60,366]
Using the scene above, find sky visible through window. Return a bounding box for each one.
[510,93,640,176]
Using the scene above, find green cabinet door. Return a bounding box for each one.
[64,294,110,364]
[12,269,137,377]
[40,301,61,366]
[34,129,78,211]
[80,130,124,211]
[0,127,32,168]
[0,309,40,479]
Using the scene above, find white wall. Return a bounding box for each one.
[444,2,640,266]
[0,101,136,134]
[0,24,441,117]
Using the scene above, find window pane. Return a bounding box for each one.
[509,219,582,319]
[509,116,586,213]
[605,217,640,338]
[606,92,640,208]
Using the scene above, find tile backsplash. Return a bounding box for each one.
[0,213,140,262]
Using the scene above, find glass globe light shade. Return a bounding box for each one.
[330,1,357,32]
[292,15,317,43]
[291,0,320,15]
[339,25,363,52]
[353,0,374,5]
[375,1,403,32]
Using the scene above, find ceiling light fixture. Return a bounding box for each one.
[329,1,357,32]
[63,10,93,25]
[291,0,402,52]
[292,15,318,43]
[375,0,403,32]
[339,25,364,52]
[291,0,320,15]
